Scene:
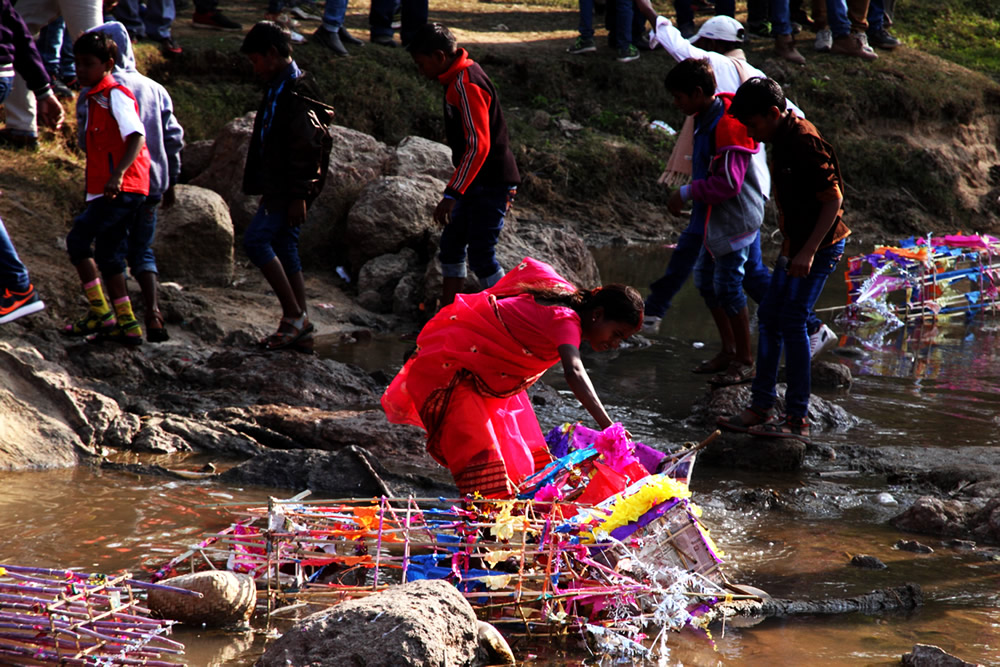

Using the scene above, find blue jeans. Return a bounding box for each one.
[0,220,30,292]
[439,185,514,283]
[66,194,147,277]
[577,0,594,39]
[751,239,845,418]
[244,198,303,274]
[644,216,703,318]
[114,0,176,40]
[694,244,752,315]
[770,0,793,36]
[38,19,76,80]
[867,0,886,31]
[321,0,347,31]
[370,0,427,44]
[118,195,161,276]
[826,0,851,37]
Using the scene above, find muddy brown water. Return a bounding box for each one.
[1,246,998,665]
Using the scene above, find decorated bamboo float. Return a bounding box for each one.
[148,423,752,655]
[0,565,195,665]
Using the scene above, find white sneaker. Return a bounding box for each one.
[809,323,837,358]
[814,28,832,52]
[641,315,662,334]
[289,29,306,43]
[854,31,876,55]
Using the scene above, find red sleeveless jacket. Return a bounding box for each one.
[83,74,150,197]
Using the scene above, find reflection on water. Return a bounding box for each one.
[4,244,999,665]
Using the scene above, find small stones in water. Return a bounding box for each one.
[850,554,888,569]
[876,492,899,506]
[894,540,934,554]
[692,341,705,349]
[948,539,976,550]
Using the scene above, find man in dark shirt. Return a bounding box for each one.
[718,76,850,444]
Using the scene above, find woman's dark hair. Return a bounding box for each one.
[520,284,645,329]
[241,20,293,58]
[407,22,458,56]
[74,31,118,63]
[729,76,786,121]
[664,58,715,97]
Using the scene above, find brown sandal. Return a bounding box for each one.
[709,361,756,387]
[749,415,812,444]
[692,352,733,374]
[146,309,169,343]
[717,405,773,434]
[261,313,314,351]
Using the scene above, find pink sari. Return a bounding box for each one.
[382,258,579,498]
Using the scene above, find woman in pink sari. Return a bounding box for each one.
[382,258,644,498]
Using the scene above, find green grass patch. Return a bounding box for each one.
[895,0,1000,81]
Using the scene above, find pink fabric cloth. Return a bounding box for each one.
[381,258,581,497]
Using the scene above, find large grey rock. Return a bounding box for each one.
[155,185,234,287]
[255,580,494,667]
[179,139,214,183]
[902,644,984,667]
[188,112,259,233]
[218,446,394,496]
[357,249,419,313]
[301,126,393,270]
[388,135,454,181]
[344,174,443,272]
[497,225,602,288]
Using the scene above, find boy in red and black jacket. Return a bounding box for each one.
[409,23,520,307]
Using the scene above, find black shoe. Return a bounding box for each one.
[313,27,349,55]
[51,79,74,99]
[677,21,697,39]
[339,26,364,46]
[0,284,45,324]
[158,36,183,56]
[192,10,242,31]
[747,20,772,38]
[370,34,398,47]
[867,27,900,49]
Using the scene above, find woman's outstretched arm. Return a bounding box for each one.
[558,343,614,430]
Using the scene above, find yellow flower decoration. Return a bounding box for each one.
[587,475,693,540]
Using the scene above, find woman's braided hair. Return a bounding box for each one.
[517,284,645,329]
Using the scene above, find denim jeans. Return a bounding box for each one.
[751,239,845,418]
[770,0,793,36]
[0,74,11,104]
[66,194,147,277]
[370,0,427,44]
[244,198,303,274]
[0,220,31,292]
[866,0,885,31]
[577,0,594,39]
[826,0,851,37]
[37,18,76,80]
[321,0,347,31]
[644,216,703,319]
[117,195,161,276]
[114,0,176,40]
[439,185,514,282]
[694,244,751,315]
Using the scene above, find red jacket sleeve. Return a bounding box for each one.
[445,72,492,197]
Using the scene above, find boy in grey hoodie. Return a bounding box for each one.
[78,21,184,342]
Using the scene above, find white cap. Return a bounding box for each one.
[689,16,746,44]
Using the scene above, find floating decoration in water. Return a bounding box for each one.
[0,564,194,665]
[841,233,1000,328]
[149,424,746,659]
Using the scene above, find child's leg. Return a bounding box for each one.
[0,218,31,292]
[645,217,703,319]
[438,197,472,307]
[712,245,752,367]
[244,199,304,319]
[776,240,845,417]
[750,258,787,411]
[692,247,735,371]
[125,196,167,339]
[65,201,119,334]
[465,186,514,289]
